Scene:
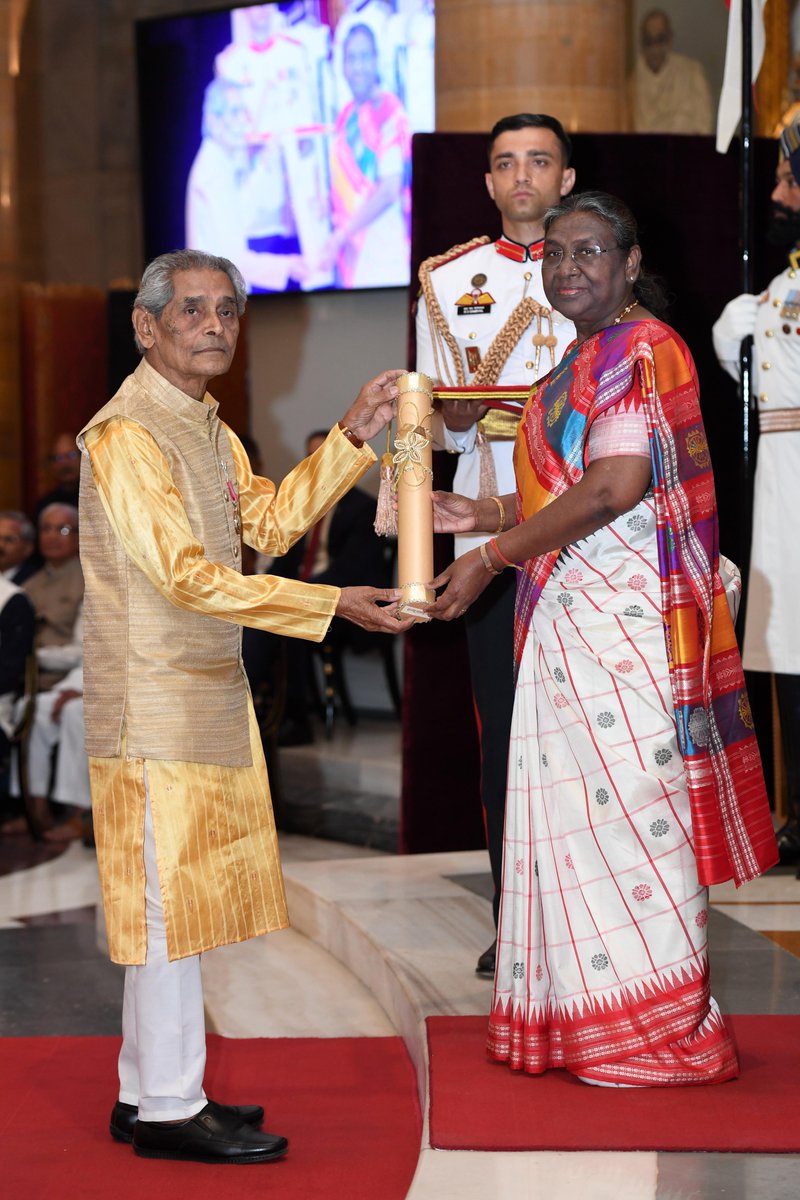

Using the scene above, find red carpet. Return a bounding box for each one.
[428,1014,800,1153]
[0,1034,421,1199]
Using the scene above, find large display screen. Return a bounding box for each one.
[136,2,435,294]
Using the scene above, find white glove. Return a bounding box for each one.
[713,293,760,343]
[712,293,761,382]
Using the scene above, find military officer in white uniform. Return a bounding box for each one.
[713,115,800,867]
[415,114,576,975]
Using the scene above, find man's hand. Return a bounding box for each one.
[423,549,494,621]
[52,689,83,723]
[335,586,416,633]
[431,490,478,533]
[438,396,487,433]
[341,370,406,443]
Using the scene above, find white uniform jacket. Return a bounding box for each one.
[415,237,575,554]
[713,264,800,673]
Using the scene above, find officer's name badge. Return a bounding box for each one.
[780,289,800,320]
[456,273,495,316]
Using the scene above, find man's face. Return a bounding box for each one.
[49,433,81,486]
[485,128,575,230]
[39,506,79,568]
[766,157,800,246]
[641,14,671,73]
[0,518,32,571]
[771,158,800,214]
[245,5,282,41]
[134,269,240,399]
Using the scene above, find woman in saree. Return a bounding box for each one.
[319,23,411,288]
[427,192,777,1087]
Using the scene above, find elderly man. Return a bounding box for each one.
[629,8,713,135]
[34,432,82,520]
[0,510,37,586]
[713,116,800,868]
[23,504,83,692]
[78,248,409,1164]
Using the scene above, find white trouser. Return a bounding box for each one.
[10,693,90,807]
[51,698,91,809]
[11,691,60,796]
[118,773,207,1122]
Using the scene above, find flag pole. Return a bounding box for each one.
[738,0,756,586]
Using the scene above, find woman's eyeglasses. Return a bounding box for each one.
[542,245,620,267]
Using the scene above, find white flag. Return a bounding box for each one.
[716,0,768,153]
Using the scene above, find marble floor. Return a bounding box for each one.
[2,711,800,1199]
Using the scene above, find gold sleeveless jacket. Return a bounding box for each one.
[79,361,254,765]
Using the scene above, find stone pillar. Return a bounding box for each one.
[434,0,628,133]
[0,0,28,510]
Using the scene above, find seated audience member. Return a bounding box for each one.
[270,429,389,744]
[0,511,38,585]
[629,8,713,134]
[34,433,82,521]
[24,504,83,692]
[10,664,91,841]
[0,574,35,801]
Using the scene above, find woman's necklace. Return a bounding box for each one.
[614,299,638,324]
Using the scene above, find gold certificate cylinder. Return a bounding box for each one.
[395,371,434,620]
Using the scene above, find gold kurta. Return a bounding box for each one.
[80,361,375,964]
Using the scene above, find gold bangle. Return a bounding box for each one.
[338,420,364,449]
[479,541,502,575]
[488,495,505,535]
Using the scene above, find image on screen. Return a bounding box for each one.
[136,1,436,295]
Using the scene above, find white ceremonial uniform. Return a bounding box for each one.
[713,265,800,673]
[415,238,575,553]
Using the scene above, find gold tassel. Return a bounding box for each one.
[373,423,398,535]
[476,426,498,500]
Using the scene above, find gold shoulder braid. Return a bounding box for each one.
[419,243,558,500]
[472,297,556,387]
[418,237,491,387]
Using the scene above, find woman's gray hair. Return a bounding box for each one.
[543,190,668,318]
[133,250,248,354]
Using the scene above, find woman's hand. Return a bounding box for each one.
[341,370,406,442]
[431,490,478,534]
[424,549,495,621]
[336,586,415,633]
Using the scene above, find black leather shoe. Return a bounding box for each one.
[132,1102,287,1164]
[110,1098,264,1144]
[475,940,497,979]
[776,821,800,866]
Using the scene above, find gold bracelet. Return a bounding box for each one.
[488,495,505,535]
[338,420,364,449]
[479,541,502,575]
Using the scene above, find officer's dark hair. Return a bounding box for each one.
[488,113,572,167]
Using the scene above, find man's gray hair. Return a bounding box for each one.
[39,502,79,528]
[0,510,35,544]
[133,250,248,354]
